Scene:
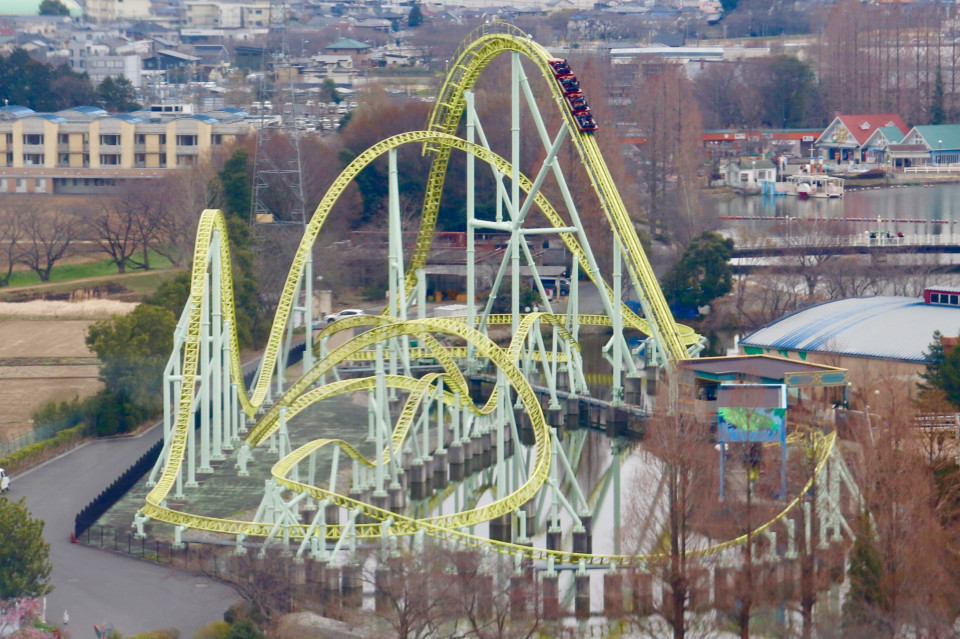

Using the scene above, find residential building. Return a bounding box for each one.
[0,104,252,195]
[324,38,372,67]
[721,158,777,191]
[69,39,143,87]
[185,1,271,28]
[85,0,152,22]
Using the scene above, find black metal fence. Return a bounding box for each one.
[75,524,222,574]
[74,438,163,539]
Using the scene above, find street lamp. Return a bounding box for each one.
[938,139,943,166]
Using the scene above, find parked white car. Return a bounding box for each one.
[0,468,9,493]
[326,309,365,324]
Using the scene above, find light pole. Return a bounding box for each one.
[938,139,943,167]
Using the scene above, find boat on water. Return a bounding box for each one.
[783,174,845,198]
[831,167,886,180]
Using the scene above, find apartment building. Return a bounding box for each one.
[85,0,152,22]
[185,1,271,28]
[0,105,252,195]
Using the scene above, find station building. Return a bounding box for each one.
[0,104,253,195]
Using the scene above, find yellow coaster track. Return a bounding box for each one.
[137,26,843,566]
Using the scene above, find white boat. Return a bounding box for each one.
[785,174,844,198]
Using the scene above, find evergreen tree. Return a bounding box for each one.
[842,515,890,637]
[0,497,52,599]
[920,330,960,408]
[408,2,424,27]
[931,67,946,125]
[217,148,261,347]
[39,0,70,15]
[85,303,177,412]
[97,76,141,112]
[660,231,734,316]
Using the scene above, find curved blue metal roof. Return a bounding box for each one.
[25,113,67,123]
[68,106,108,115]
[178,114,219,124]
[0,105,35,117]
[740,296,960,362]
[103,114,144,123]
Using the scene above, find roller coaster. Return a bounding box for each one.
[136,24,860,613]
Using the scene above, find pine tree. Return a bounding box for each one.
[408,2,424,27]
[842,516,889,637]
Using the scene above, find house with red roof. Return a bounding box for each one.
[815,113,909,164]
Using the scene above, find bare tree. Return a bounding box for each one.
[83,198,141,274]
[624,413,720,638]
[18,208,81,282]
[155,163,223,267]
[0,205,26,286]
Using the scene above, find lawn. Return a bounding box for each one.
[5,251,177,288]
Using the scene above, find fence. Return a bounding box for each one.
[74,438,163,539]
[75,524,225,574]
[0,416,80,459]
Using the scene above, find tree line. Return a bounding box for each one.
[0,48,140,112]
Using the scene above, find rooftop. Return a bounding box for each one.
[740,295,960,362]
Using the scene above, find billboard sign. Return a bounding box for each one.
[717,384,787,443]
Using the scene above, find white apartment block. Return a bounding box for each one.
[186,1,272,28]
[85,0,152,22]
[68,40,143,88]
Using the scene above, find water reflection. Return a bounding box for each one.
[710,182,960,238]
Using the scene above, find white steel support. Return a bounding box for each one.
[211,234,224,461]
[199,269,212,474]
[466,90,477,366]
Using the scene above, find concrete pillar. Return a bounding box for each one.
[510,575,529,619]
[630,569,653,616]
[566,396,581,428]
[546,529,562,551]
[389,485,406,511]
[604,571,624,618]
[573,516,592,555]
[542,573,560,620]
[574,573,590,619]
[323,565,341,609]
[432,450,447,488]
[375,566,393,613]
[342,563,362,608]
[447,443,465,481]
[291,559,306,586]
[489,514,512,543]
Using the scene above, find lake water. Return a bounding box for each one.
[709,182,960,237]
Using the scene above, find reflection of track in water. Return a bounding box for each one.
[137,24,856,570]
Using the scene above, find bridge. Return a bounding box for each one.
[132,24,862,625]
[733,231,960,259]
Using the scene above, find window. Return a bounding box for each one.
[212,134,223,145]
[100,134,120,146]
[177,155,196,166]
[159,134,166,145]
[59,153,69,166]
[176,135,197,146]
[931,293,940,304]
[135,134,146,145]
[952,295,958,306]
[58,134,70,145]
[23,134,43,146]
[135,153,146,166]
[100,154,120,165]
[24,154,44,165]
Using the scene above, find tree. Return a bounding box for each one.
[97,76,141,112]
[17,208,80,282]
[38,0,69,14]
[930,66,946,124]
[408,2,424,27]
[660,231,734,316]
[85,303,177,412]
[0,497,52,600]
[0,206,25,287]
[758,55,814,128]
[920,330,960,408]
[842,516,888,637]
[83,199,143,274]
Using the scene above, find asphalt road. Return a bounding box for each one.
[12,425,240,638]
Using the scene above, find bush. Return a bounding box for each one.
[0,424,85,472]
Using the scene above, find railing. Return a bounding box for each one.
[914,413,960,435]
[903,165,960,174]
[734,232,960,251]
[75,524,221,574]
